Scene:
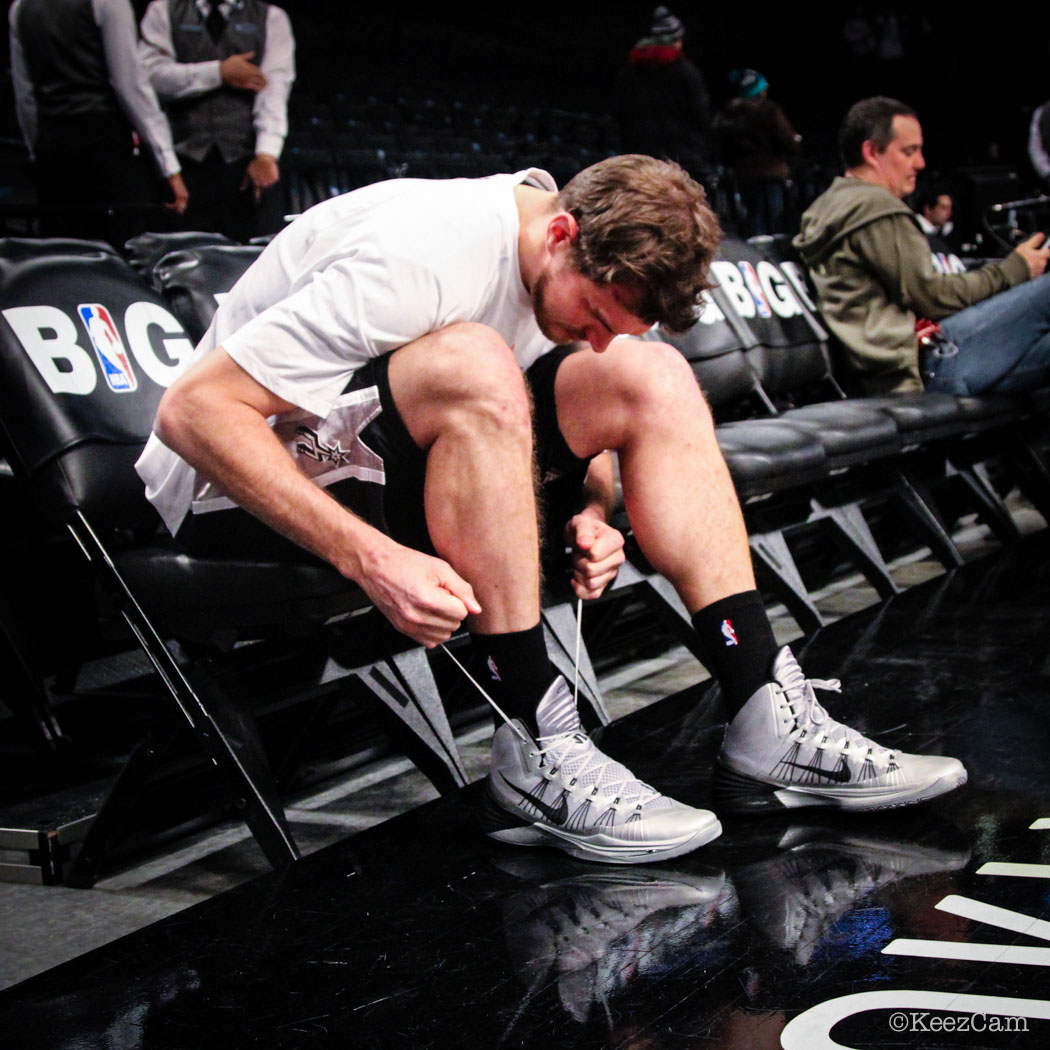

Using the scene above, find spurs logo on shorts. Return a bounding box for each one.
[274,386,385,487]
[190,386,386,517]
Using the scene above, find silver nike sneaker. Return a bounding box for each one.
[482,677,721,864]
[714,647,968,813]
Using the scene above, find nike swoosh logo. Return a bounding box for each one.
[500,774,569,825]
[784,761,852,783]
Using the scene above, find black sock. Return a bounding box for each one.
[691,591,779,718]
[469,622,557,736]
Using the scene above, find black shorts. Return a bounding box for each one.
[176,347,593,565]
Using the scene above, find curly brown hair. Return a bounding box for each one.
[557,155,721,332]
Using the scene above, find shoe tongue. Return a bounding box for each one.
[772,646,808,698]
[535,676,582,738]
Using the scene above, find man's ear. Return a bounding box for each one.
[860,138,883,167]
[546,211,579,252]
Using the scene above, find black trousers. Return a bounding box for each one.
[172,147,285,241]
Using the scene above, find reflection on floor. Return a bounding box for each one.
[1,521,1049,1048]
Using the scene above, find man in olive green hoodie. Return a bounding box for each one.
[794,96,1050,395]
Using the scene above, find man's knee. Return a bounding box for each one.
[616,338,713,422]
[391,323,532,447]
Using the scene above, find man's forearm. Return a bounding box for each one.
[578,450,618,522]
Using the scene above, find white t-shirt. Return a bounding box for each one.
[136,169,557,534]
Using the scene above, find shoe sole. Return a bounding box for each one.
[713,761,969,814]
[480,788,723,865]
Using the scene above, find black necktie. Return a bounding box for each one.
[205,1,226,42]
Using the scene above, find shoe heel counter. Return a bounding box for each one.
[722,683,778,757]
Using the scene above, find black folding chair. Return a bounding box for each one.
[0,240,467,885]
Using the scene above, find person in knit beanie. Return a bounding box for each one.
[616,6,717,186]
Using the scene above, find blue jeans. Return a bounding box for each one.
[925,273,1050,394]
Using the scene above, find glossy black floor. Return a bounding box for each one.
[3,533,1050,1050]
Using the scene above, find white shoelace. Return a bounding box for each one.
[778,674,895,764]
[440,597,586,747]
[534,727,656,808]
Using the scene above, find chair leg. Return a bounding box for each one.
[354,645,468,792]
[609,559,708,663]
[64,720,179,887]
[1002,426,1050,524]
[952,461,1021,545]
[891,467,965,568]
[0,611,65,754]
[68,513,300,875]
[809,499,900,600]
[749,530,824,634]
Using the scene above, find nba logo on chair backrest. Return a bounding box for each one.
[78,303,136,392]
[711,259,803,322]
[2,301,195,396]
[739,262,773,318]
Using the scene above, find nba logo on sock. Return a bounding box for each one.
[78,303,137,392]
[721,618,739,646]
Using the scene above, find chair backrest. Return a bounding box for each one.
[0,242,196,526]
[0,236,119,261]
[153,243,265,343]
[713,237,839,407]
[123,230,235,282]
[746,232,820,312]
[654,276,764,419]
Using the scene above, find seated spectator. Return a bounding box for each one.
[714,68,801,235]
[912,183,953,239]
[912,182,964,272]
[794,96,1050,395]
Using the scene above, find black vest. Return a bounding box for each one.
[16,0,122,146]
[167,0,269,163]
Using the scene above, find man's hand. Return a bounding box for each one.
[165,172,188,214]
[242,153,280,203]
[356,537,482,648]
[565,513,625,601]
[1014,232,1050,279]
[220,51,267,91]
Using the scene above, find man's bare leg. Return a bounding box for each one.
[552,338,778,714]
[387,323,559,728]
[553,339,753,610]
[388,323,542,635]
[555,338,969,816]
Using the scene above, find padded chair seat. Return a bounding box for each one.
[716,420,828,497]
[858,392,976,446]
[861,391,1026,446]
[772,402,902,467]
[948,393,1024,430]
[116,546,370,637]
[123,230,234,280]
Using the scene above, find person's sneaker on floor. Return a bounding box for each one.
[483,676,722,864]
[714,647,967,813]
